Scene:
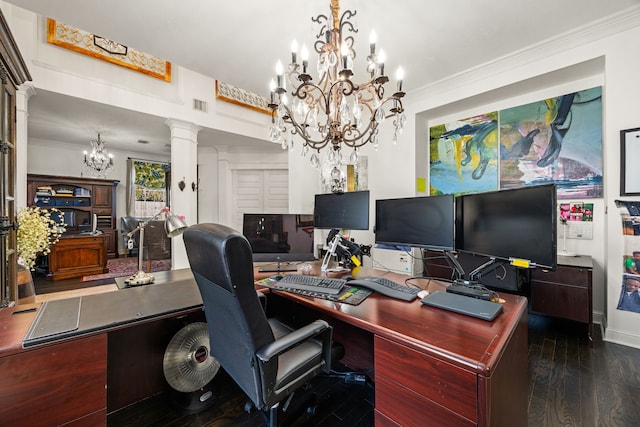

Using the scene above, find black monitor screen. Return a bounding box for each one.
[314,190,370,230]
[375,194,455,251]
[51,209,75,228]
[455,184,557,270]
[242,213,315,262]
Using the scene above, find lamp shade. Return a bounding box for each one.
[165,210,188,237]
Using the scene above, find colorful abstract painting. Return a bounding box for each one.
[499,87,602,198]
[428,87,603,198]
[429,112,499,196]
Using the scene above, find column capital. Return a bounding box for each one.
[165,118,201,141]
[17,84,36,112]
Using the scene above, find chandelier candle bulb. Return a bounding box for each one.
[291,39,298,65]
[341,43,349,70]
[269,79,276,103]
[275,60,285,91]
[301,45,309,73]
[378,49,386,76]
[396,66,404,92]
[369,29,377,55]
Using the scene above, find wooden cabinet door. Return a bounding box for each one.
[93,185,113,208]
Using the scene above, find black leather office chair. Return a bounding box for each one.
[183,223,333,426]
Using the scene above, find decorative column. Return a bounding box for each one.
[16,84,36,210]
[165,118,200,269]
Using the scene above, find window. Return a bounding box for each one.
[127,159,170,217]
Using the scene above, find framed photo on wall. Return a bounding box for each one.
[621,127,640,195]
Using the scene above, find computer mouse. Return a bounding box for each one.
[342,275,354,281]
[270,274,284,281]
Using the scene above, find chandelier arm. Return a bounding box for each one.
[340,121,377,149]
[342,35,356,59]
[378,97,405,117]
[339,10,357,36]
[280,104,334,150]
[293,81,326,103]
[333,79,356,97]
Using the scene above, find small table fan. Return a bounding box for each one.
[163,322,220,413]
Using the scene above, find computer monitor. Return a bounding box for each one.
[375,194,455,251]
[455,184,557,271]
[242,213,315,262]
[51,209,75,228]
[313,190,370,231]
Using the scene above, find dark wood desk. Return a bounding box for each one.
[0,269,203,426]
[0,267,527,426]
[262,267,529,426]
[47,233,108,280]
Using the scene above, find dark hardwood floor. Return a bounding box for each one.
[107,366,375,427]
[528,315,640,427]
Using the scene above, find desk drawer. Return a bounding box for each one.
[376,376,474,427]
[375,335,477,423]
[530,265,590,287]
[531,281,589,322]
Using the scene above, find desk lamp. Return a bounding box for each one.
[124,207,188,286]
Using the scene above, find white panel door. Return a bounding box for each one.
[231,169,288,232]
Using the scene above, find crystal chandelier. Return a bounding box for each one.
[267,0,406,169]
[83,132,114,177]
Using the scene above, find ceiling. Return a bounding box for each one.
[5,0,640,154]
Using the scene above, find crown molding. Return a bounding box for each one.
[411,5,640,101]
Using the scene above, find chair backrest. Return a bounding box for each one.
[144,221,171,260]
[183,223,275,406]
[120,217,171,260]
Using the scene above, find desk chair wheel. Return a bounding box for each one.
[306,403,317,415]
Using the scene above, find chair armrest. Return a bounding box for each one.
[256,319,331,363]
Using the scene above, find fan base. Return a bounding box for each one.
[169,381,216,414]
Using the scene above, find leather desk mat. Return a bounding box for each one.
[23,269,201,348]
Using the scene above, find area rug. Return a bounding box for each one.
[81,257,171,282]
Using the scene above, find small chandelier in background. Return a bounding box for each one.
[83,132,114,177]
[268,0,406,172]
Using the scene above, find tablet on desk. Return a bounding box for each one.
[421,291,503,321]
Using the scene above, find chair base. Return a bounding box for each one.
[246,388,318,427]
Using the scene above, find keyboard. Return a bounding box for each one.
[273,274,346,295]
[347,277,421,301]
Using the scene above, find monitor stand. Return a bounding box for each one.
[257,260,299,273]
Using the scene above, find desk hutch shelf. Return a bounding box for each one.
[27,174,119,279]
